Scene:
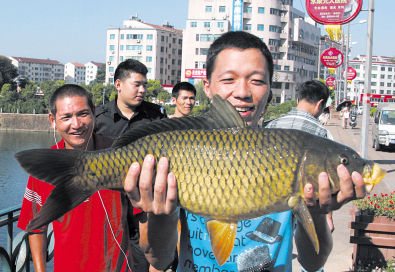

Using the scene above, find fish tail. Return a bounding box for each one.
[15,149,97,232]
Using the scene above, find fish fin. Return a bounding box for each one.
[26,183,96,232]
[14,149,83,186]
[14,149,95,231]
[291,198,319,254]
[111,94,247,149]
[205,219,237,266]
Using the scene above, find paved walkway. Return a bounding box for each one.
[292,114,395,272]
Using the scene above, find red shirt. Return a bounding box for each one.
[18,138,134,271]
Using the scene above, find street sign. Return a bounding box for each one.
[343,67,357,80]
[321,47,344,68]
[326,77,336,87]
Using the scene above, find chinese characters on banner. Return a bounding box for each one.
[320,47,344,68]
[306,0,363,25]
[326,77,336,87]
[232,0,243,31]
[185,69,207,79]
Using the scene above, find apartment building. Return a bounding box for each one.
[105,15,183,85]
[8,57,64,83]
[64,62,86,84]
[182,0,320,104]
[348,55,395,105]
[85,62,105,85]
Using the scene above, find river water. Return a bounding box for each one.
[0,130,55,271]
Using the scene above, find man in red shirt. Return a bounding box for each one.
[18,84,178,271]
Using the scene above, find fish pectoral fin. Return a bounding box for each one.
[206,219,237,266]
[291,198,319,254]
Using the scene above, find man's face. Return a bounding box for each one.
[172,90,196,117]
[116,72,147,109]
[204,48,271,127]
[49,96,94,150]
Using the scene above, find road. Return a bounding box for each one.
[292,114,395,272]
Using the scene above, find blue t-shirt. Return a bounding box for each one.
[177,210,295,272]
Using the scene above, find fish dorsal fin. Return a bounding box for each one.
[111,94,247,149]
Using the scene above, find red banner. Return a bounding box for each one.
[326,77,336,87]
[321,47,343,68]
[185,69,207,79]
[344,67,357,80]
[306,0,363,25]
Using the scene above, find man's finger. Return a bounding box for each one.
[165,172,178,214]
[352,171,366,199]
[153,157,170,213]
[124,162,141,204]
[318,172,331,213]
[336,164,355,205]
[303,183,315,206]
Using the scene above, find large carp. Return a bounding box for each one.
[15,95,386,266]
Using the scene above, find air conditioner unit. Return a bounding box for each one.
[207,28,210,31]
[107,61,111,65]
[221,28,224,31]
[137,50,141,54]
[111,51,115,54]
[299,35,302,38]
[212,16,216,20]
[110,73,114,76]
[137,39,140,43]
[222,16,226,20]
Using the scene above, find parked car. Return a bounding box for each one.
[372,103,395,151]
[357,106,363,115]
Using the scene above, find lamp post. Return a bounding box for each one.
[361,0,374,159]
[102,87,106,105]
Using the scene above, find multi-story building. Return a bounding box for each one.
[105,15,183,85]
[64,62,86,84]
[182,0,320,104]
[85,62,105,85]
[8,57,64,83]
[348,55,395,106]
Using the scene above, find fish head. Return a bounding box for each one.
[322,142,385,194]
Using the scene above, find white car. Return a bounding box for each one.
[357,106,363,115]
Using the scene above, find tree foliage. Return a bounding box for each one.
[195,80,211,105]
[0,57,18,90]
[263,100,297,120]
[92,65,106,85]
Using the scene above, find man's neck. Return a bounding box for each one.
[117,100,138,120]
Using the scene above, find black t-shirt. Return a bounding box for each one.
[95,97,167,139]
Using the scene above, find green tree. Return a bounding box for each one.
[40,80,66,111]
[146,80,164,101]
[263,100,297,120]
[195,80,211,105]
[157,90,171,102]
[0,57,18,90]
[92,65,106,85]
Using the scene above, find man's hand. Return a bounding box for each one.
[303,164,367,213]
[124,154,178,215]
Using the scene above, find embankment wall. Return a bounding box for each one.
[0,113,51,131]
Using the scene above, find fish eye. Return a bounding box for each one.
[340,155,349,165]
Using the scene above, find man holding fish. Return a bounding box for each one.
[123,31,370,271]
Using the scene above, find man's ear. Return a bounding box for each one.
[115,79,122,92]
[49,113,55,128]
[316,99,324,111]
[171,97,176,104]
[203,79,212,99]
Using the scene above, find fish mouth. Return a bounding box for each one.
[362,163,386,193]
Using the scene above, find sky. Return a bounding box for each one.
[0,0,393,65]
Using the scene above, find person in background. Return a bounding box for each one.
[168,82,196,118]
[95,59,169,272]
[126,31,366,272]
[342,106,350,129]
[266,80,335,233]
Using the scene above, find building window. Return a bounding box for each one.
[204,22,210,28]
[121,34,124,39]
[160,58,164,63]
[146,57,152,62]
[196,34,199,41]
[127,34,143,39]
[147,68,152,73]
[109,67,114,72]
[200,48,208,55]
[120,56,124,61]
[371,74,377,78]
[147,45,152,51]
[387,90,391,94]
[389,67,393,71]
[272,82,282,89]
[380,90,384,94]
[257,24,264,31]
[284,66,290,71]
[160,68,163,74]
[219,6,225,12]
[244,24,251,31]
[258,7,265,13]
[110,45,115,50]
[110,34,115,39]
[274,65,281,70]
[270,8,280,15]
[109,56,114,61]
[161,46,164,52]
[190,22,197,27]
[218,22,224,28]
[195,48,199,55]
[245,6,252,13]
[147,34,153,40]
[388,83,392,87]
[381,74,385,79]
[380,82,385,86]
[372,66,378,71]
[381,67,385,71]
[305,31,310,38]
[206,6,212,12]
[389,75,393,79]
[269,25,280,33]
[371,82,377,86]
[285,83,290,89]
[269,39,279,45]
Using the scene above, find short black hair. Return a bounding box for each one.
[297,80,330,108]
[172,82,197,98]
[206,31,274,85]
[49,84,94,116]
[114,59,148,82]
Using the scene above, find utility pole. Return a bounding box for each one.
[361,0,375,159]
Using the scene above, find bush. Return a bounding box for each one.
[263,100,297,120]
[353,191,395,219]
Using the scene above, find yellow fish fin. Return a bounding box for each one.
[206,219,237,266]
[290,197,319,254]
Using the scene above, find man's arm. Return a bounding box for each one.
[296,165,366,271]
[28,231,48,272]
[124,155,179,270]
